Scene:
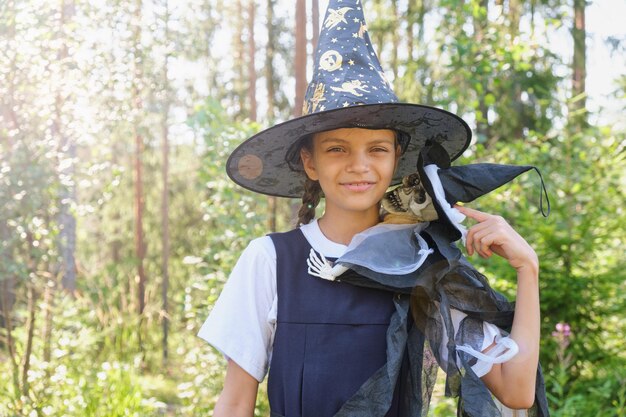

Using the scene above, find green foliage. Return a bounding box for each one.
[175,98,272,415]
[1,1,624,416]
[460,122,626,415]
[0,99,274,416]
[187,97,267,304]
[0,139,61,279]
[0,292,160,417]
[433,0,561,142]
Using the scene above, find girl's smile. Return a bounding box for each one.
[341,181,376,192]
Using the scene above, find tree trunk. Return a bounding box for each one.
[0,220,16,338]
[132,0,147,320]
[42,278,55,364]
[57,142,77,293]
[391,0,399,81]
[0,0,20,148]
[311,0,320,53]
[247,0,257,121]
[266,0,278,232]
[406,0,414,62]
[110,138,122,268]
[473,0,490,143]
[234,0,247,117]
[508,0,521,35]
[21,233,38,398]
[416,0,431,102]
[571,0,586,128]
[204,0,220,100]
[529,0,536,37]
[508,0,524,139]
[265,0,276,120]
[268,197,277,232]
[291,0,308,222]
[294,0,307,117]
[564,0,587,279]
[0,272,16,337]
[161,0,171,367]
[417,0,426,58]
[55,0,78,292]
[1,275,19,394]
[22,283,37,397]
[0,1,18,340]
[373,1,385,63]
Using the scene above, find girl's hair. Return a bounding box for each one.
[289,130,409,226]
[297,177,322,225]
[291,134,322,226]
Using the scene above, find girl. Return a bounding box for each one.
[201,127,541,417]
[199,1,547,415]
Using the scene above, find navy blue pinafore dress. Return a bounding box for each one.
[268,229,412,417]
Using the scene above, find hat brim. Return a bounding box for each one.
[226,103,471,198]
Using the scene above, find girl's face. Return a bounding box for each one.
[300,127,400,218]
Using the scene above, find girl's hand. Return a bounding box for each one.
[455,205,538,273]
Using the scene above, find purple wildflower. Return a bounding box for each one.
[552,322,572,350]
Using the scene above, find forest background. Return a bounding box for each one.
[0,0,624,416]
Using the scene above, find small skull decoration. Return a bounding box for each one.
[380,172,438,224]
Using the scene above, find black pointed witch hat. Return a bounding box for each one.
[226,0,471,198]
[416,143,550,242]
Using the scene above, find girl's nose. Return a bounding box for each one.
[346,151,370,173]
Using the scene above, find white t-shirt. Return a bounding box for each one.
[198,219,505,382]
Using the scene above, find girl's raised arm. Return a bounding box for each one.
[455,205,540,409]
[213,359,259,417]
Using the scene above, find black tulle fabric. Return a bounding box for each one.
[333,222,549,417]
[326,145,551,416]
[304,142,550,417]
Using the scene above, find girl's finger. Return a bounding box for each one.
[455,205,491,223]
[465,221,484,256]
[465,219,495,256]
[470,227,494,257]
[465,229,474,256]
[466,218,493,235]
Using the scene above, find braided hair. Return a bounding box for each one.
[297,178,322,226]
[286,134,323,226]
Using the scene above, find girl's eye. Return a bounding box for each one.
[372,147,390,152]
[327,147,344,152]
